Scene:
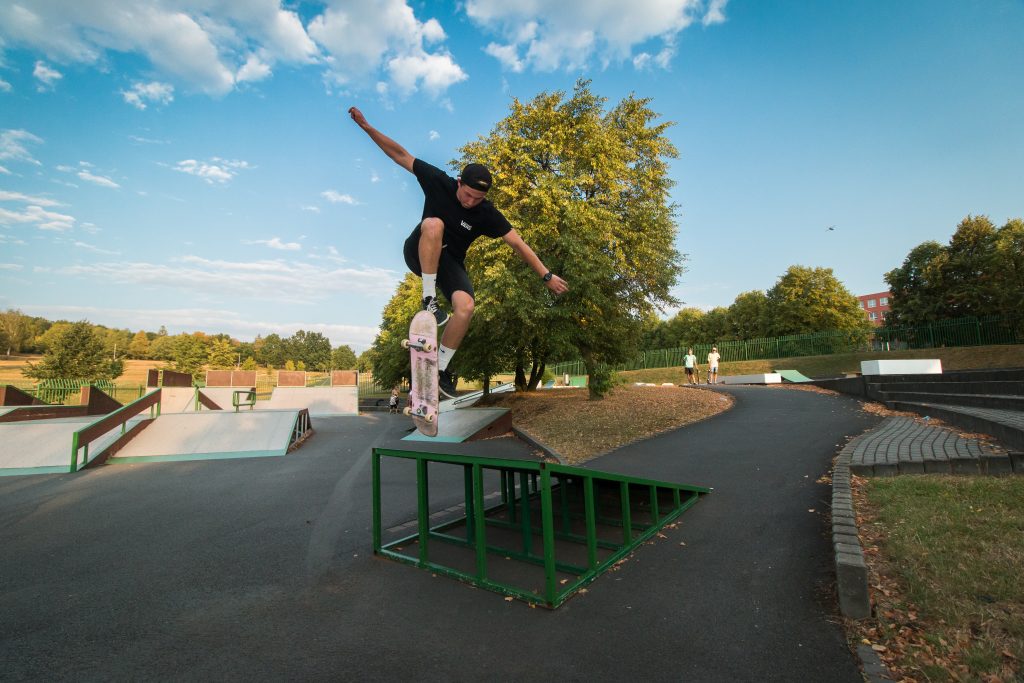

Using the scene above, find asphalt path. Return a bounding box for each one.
[0,387,880,682]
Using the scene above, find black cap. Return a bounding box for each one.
[460,163,492,192]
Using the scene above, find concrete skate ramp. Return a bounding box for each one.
[198,387,245,410]
[107,411,303,464]
[0,417,130,475]
[257,387,357,416]
[775,369,813,383]
[158,387,198,413]
[403,407,511,443]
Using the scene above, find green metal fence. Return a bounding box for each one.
[549,314,1024,377]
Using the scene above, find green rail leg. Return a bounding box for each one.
[417,458,430,566]
[540,468,557,605]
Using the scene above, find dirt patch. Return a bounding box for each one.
[481,384,734,464]
[772,383,842,397]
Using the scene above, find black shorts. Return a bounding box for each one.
[404,228,474,302]
[685,367,694,376]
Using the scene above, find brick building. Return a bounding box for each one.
[857,291,891,326]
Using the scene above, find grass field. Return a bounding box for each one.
[620,343,1024,385]
[854,475,1024,682]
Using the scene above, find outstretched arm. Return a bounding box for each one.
[348,107,414,173]
[502,229,569,295]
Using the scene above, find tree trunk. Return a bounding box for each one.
[482,373,491,398]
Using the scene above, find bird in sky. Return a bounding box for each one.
[827,225,836,231]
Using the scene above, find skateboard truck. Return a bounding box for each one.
[401,337,434,353]
[403,405,435,422]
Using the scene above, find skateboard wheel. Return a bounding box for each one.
[425,413,435,423]
[401,339,410,349]
[422,343,434,353]
[403,407,411,416]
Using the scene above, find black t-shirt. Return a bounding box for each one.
[411,158,512,263]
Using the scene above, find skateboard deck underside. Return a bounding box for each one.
[407,310,439,437]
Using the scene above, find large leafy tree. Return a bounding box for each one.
[0,309,32,357]
[331,344,358,370]
[885,215,1024,325]
[289,330,332,371]
[25,321,122,380]
[728,290,771,340]
[885,241,947,326]
[766,265,871,338]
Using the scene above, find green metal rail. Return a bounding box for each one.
[372,447,710,608]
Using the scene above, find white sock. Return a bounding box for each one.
[438,344,456,371]
[422,273,436,299]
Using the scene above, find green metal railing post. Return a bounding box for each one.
[584,476,598,569]
[519,470,533,556]
[417,458,430,566]
[539,468,557,605]
[620,481,632,544]
[472,463,487,579]
[372,452,382,551]
[464,464,475,543]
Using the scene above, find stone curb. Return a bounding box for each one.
[831,450,870,620]
[832,451,898,681]
[510,425,567,464]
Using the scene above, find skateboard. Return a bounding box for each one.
[402,310,439,437]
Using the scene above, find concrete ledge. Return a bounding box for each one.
[898,461,925,475]
[861,359,942,375]
[1011,452,1024,473]
[721,373,782,385]
[982,454,1013,476]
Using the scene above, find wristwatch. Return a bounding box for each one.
[542,271,553,282]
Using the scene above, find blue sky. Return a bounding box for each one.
[1,1,1022,352]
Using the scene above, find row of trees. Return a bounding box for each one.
[884,215,1023,327]
[640,265,872,351]
[2,310,367,380]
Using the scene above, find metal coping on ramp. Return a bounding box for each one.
[372,447,710,608]
[402,407,511,443]
[775,369,813,383]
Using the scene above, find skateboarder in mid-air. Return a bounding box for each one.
[349,107,569,398]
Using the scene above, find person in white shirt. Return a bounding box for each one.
[707,346,721,384]
[683,348,697,385]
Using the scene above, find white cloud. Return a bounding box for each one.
[321,190,357,204]
[0,263,24,271]
[245,237,301,251]
[173,158,252,184]
[62,256,399,306]
[121,81,174,110]
[0,1,319,96]
[704,0,729,26]
[0,129,44,166]
[428,130,440,141]
[370,170,381,182]
[77,170,120,188]
[308,0,466,98]
[0,77,11,92]
[33,60,62,90]
[300,205,321,213]
[236,54,272,83]
[0,204,76,231]
[484,42,524,73]
[73,241,120,255]
[0,190,62,207]
[0,165,10,175]
[465,0,712,72]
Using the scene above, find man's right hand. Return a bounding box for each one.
[348,106,367,128]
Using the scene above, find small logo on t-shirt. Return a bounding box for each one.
[460,220,472,231]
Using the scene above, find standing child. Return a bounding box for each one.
[707,346,721,385]
[683,348,697,385]
[388,388,400,414]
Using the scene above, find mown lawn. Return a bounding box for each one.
[854,475,1024,682]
